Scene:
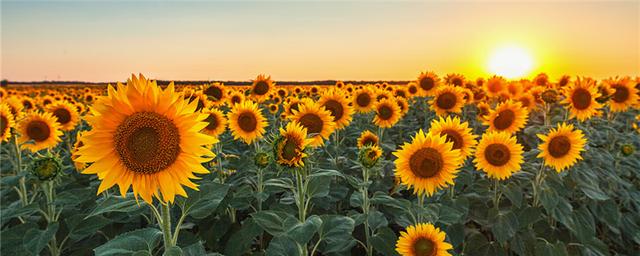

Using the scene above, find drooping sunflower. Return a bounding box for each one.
[417,71,440,96]
[561,77,602,121]
[474,131,523,180]
[484,100,529,134]
[1,103,15,142]
[357,130,379,148]
[201,108,227,141]
[202,82,226,107]
[537,123,587,172]
[18,111,62,152]
[373,98,402,128]
[228,100,268,144]
[429,85,465,116]
[250,74,274,102]
[318,89,354,129]
[289,101,336,147]
[427,116,478,161]
[47,101,80,131]
[393,130,463,196]
[396,223,453,256]
[75,74,214,204]
[353,87,375,113]
[605,77,638,112]
[273,121,312,168]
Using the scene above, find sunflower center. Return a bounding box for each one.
[484,144,511,166]
[362,136,377,146]
[281,138,299,161]
[26,120,51,142]
[408,86,418,94]
[204,86,223,100]
[611,85,630,103]
[572,88,592,110]
[114,112,180,174]
[436,92,457,110]
[231,95,242,105]
[452,78,463,87]
[43,99,52,105]
[299,114,323,134]
[356,93,371,107]
[254,81,269,95]
[289,102,301,114]
[420,77,435,91]
[205,114,219,131]
[413,238,436,256]
[238,112,258,132]
[23,100,33,110]
[493,109,515,130]
[440,130,463,150]
[409,148,443,178]
[378,105,393,120]
[323,100,344,121]
[53,108,72,125]
[548,135,571,158]
[1,115,8,136]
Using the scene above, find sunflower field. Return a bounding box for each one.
[1,73,639,256]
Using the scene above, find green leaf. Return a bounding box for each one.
[94,228,162,256]
[87,195,142,218]
[491,211,519,244]
[180,182,230,219]
[317,215,356,254]
[224,218,263,256]
[0,202,40,225]
[307,175,331,199]
[265,236,300,256]
[567,206,595,242]
[371,227,399,256]
[287,215,322,245]
[1,223,37,255]
[367,210,388,232]
[66,214,111,241]
[265,177,294,190]
[251,210,297,237]
[181,241,206,256]
[163,246,183,256]
[23,222,59,256]
[502,182,523,208]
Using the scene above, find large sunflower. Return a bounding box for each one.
[201,108,227,142]
[429,85,465,116]
[561,77,602,121]
[373,98,402,128]
[251,74,274,102]
[484,100,529,134]
[47,101,80,131]
[393,130,463,196]
[289,101,336,147]
[396,223,453,256]
[427,116,478,161]
[75,74,214,204]
[273,121,312,168]
[319,89,354,129]
[357,130,379,148]
[606,77,638,112]
[18,111,62,152]
[417,71,440,96]
[537,123,587,172]
[1,103,15,142]
[474,131,523,180]
[228,100,268,144]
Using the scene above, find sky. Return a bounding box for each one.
[1,0,639,82]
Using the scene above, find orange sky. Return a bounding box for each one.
[1,1,638,82]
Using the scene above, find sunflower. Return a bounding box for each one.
[353,87,375,113]
[21,97,36,111]
[417,72,440,96]
[429,86,465,116]
[516,93,536,110]
[359,144,382,168]
[428,116,477,161]
[484,76,506,97]
[289,101,336,147]
[396,97,410,116]
[47,101,80,131]
[201,108,227,141]
[202,82,226,106]
[605,77,638,112]
[537,123,587,172]
[319,89,354,129]
[474,131,523,180]
[444,73,465,87]
[18,111,62,152]
[228,100,268,144]
[407,82,419,96]
[1,103,15,142]
[251,74,274,102]
[561,77,602,121]
[273,121,312,168]
[41,95,56,107]
[393,130,463,196]
[71,131,87,171]
[228,90,245,106]
[484,100,528,134]
[5,96,24,119]
[75,74,214,204]
[396,223,453,256]
[373,98,402,128]
[357,130,379,148]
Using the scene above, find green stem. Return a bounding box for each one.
[160,203,174,251]
[493,179,501,209]
[13,136,28,207]
[417,194,425,223]
[361,167,373,256]
[532,164,546,207]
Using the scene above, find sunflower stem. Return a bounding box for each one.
[361,166,373,256]
[532,163,547,207]
[13,136,28,207]
[160,203,174,251]
[493,179,501,209]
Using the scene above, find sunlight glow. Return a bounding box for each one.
[487,46,534,79]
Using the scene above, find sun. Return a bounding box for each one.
[487,45,534,79]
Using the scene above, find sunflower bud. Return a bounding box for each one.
[621,144,634,156]
[359,145,382,169]
[541,89,558,104]
[30,156,62,181]
[254,152,270,168]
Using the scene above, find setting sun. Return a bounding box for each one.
[487,46,535,79]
